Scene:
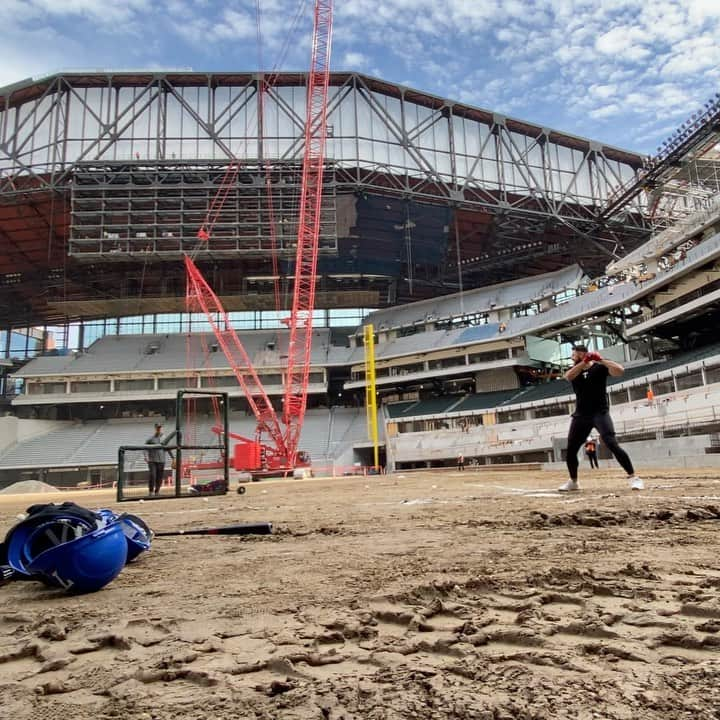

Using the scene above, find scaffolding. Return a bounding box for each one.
[68,161,337,261]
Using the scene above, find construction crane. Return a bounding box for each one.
[184,0,333,475]
[281,0,333,458]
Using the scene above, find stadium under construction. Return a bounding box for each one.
[1,69,720,487]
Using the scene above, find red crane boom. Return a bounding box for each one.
[184,256,291,466]
[184,0,333,471]
[282,0,333,459]
[196,161,241,242]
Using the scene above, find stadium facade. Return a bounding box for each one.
[0,71,654,329]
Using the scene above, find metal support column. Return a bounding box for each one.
[363,323,379,470]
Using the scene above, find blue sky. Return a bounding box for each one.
[2,0,719,154]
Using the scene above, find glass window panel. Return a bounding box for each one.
[29,382,66,395]
[84,320,106,345]
[158,377,197,389]
[676,371,703,390]
[227,312,257,330]
[197,139,214,158]
[115,379,154,392]
[81,89,103,140]
[480,158,499,186]
[159,312,178,334]
[2,107,16,147]
[132,104,152,141]
[196,87,210,123]
[70,380,111,393]
[201,375,238,388]
[10,329,42,357]
[188,313,213,332]
[119,316,144,334]
[653,379,674,395]
[259,374,283,385]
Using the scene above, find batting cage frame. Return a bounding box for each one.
[116,390,230,502]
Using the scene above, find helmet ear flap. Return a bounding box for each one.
[118,514,153,561]
[122,513,151,536]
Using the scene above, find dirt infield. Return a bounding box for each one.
[1,468,720,719]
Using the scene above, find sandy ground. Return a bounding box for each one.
[1,467,720,720]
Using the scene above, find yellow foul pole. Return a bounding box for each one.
[363,323,379,469]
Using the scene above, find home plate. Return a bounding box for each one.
[523,491,566,498]
[489,485,560,496]
[400,497,436,505]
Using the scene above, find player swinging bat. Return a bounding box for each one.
[558,344,643,493]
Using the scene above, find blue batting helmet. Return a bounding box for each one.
[26,521,128,593]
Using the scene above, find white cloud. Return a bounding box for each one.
[0,0,41,26]
[28,0,151,25]
[341,52,370,70]
[0,0,718,154]
[0,25,89,87]
[213,9,256,41]
[588,103,623,119]
[495,28,517,43]
[595,26,652,62]
[686,0,720,24]
[554,45,588,64]
[589,84,617,100]
[661,36,720,76]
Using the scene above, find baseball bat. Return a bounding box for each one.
[153,522,272,537]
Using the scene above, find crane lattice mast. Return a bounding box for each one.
[184,0,333,469]
[282,0,333,461]
[184,258,291,464]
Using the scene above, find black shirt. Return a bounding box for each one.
[571,362,609,416]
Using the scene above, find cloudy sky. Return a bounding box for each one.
[2,0,719,154]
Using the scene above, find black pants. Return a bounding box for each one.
[587,451,599,469]
[148,461,165,495]
[567,412,633,480]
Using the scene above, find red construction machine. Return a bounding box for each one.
[183,0,333,478]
